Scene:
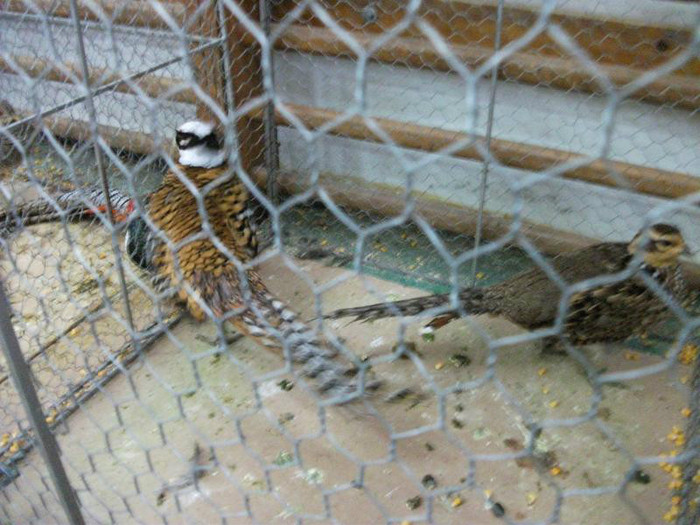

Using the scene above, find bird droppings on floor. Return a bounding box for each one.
[0,218,695,524]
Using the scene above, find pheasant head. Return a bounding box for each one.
[175,120,225,168]
[628,223,689,267]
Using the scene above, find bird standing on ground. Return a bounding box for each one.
[1,121,376,400]
[144,121,374,398]
[326,224,690,349]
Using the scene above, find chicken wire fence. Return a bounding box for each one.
[0,0,699,523]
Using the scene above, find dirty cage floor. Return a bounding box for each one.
[0,153,694,524]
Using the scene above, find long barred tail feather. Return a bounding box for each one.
[203,267,379,399]
[0,187,135,236]
[243,294,380,397]
[324,288,494,333]
[323,293,452,323]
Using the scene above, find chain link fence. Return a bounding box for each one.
[0,0,699,523]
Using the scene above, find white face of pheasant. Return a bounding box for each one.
[175,120,226,168]
[628,223,689,267]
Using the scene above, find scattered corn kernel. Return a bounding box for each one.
[668,480,683,490]
[679,344,699,365]
[526,493,538,506]
[434,362,444,370]
[681,376,689,384]
[79,369,87,377]
[451,497,463,508]
[320,239,328,246]
[663,509,679,522]
[549,400,560,408]
[476,272,485,280]
[9,442,19,454]
[550,467,562,476]
[0,434,9,447]
[45,415,54,424]
[624,351,639,361]
[671,496,681,505]
[410,240,418,248]
[98,252,107,259]
[693,472,700,484]
[97,369,107,378]
[484,490,493,498]
[671,466,683,479]
[681,408,692,418]
[541,386,550,395]
[401,521,411,525]
[538,367,547,377]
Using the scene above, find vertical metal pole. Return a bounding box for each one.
[0,285,85,525]
[470,0,504,285]
[259,0,279,203]
[67,0,136,333]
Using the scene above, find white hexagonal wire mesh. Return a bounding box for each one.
[0,0,699,523]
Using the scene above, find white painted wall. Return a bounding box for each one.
[274,50,700,260]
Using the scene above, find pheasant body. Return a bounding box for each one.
[327,228,690,347]
[147,162,363,395]
[1,120,371,399]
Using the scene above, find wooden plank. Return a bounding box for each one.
[188,0,226,123]
[3,0,187,30]
[38,114,165,155]
[0,55,197,104]
[14,112,700,288]
[272,0,699,76]
[5,54,696,199]
[250,103,700,200]
[221,0,267,171]
[249,166,700,289]
[265,24,700,111]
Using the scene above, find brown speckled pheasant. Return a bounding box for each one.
[326,224,690,349]
[2,121,375,399]
[144,121,373,399]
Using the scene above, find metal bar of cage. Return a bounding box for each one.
[67,0,136,337]
[0,284,85,525]
[0,0,698,522]
[2,37,225,136]
[470,0,504,285]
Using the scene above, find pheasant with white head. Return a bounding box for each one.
[175,120,226,168]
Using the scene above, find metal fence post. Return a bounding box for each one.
[0,284,85,525]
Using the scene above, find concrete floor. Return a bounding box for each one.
[0,216,694,524]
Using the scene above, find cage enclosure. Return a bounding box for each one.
[0,0,698,523]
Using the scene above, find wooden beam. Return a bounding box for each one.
[5,54,696,200]
[3,0,187,30]
[188,0,226,123]
[250,103,700,200]
[0,55,197,104]
[221,0,267,171]
[249,166,700,289]
[272,0,699,76]
[14,113,700,288]
[39,115,164,156]
[264,24,700,111]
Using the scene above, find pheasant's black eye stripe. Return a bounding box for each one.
[176,131,221,150]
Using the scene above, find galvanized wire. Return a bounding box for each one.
[0,0,698,523]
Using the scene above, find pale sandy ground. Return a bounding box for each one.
[0,217,693,525]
